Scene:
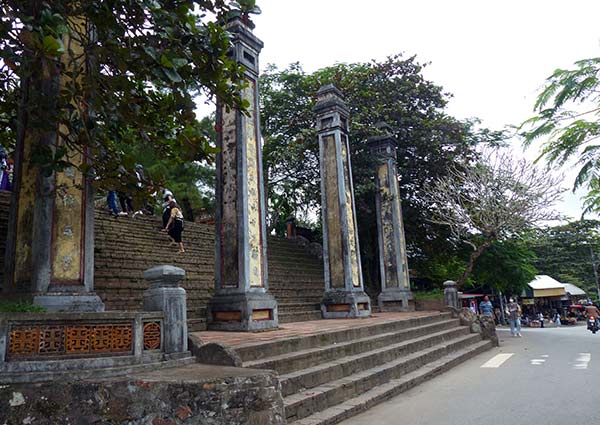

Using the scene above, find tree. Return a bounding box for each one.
[259,57,502,286]
[525,219,600,301]
[472,239,537,296]
[521,57,600,214]
[0,0,248,189]
[423,149,563,287]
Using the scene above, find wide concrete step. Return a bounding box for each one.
[290,339,492,425]
[234,313,452,362]
[244,319,460,375]
[284,333,483,422]
[278,326,468,397]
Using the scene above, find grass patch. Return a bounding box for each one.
[413,288,444,301]
[0,301,46,313]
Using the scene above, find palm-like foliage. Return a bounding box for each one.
[521,57,600,214]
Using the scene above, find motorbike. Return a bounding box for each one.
[587,316,598,334]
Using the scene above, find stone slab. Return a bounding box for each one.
[33,293,105,312]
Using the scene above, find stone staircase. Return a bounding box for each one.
[228,312,492,425]
[268,238,324,324]
[95,210,326,328]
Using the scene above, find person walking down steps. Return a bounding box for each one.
[162,200,185,254]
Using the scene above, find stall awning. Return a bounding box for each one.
[563,283,586,297]
[526,275,566,298]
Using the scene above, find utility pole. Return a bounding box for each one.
[589,245,600,302]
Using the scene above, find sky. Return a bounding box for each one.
[245,0,600,219]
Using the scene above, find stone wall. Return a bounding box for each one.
[414,299,446,311]
[0,364,285,425]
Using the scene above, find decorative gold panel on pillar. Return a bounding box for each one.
[314,85,371,319]
[368,122,413,312]
[4,17,103,311]
[208,17,278,331]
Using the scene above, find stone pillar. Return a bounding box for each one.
[315,85,371,319]
[143,266,188,354]
[444,280,459,311]
[3,18,103,312]
[207,17,278,331]
[368,122,414,312]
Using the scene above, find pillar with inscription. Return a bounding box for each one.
[207,17,278,331]
[315,85,371,319]
[368,122,414,311]
[3,19,104,312]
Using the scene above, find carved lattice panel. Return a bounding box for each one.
[143,322,161,350]
[6,322,135,360]
[110,325,133,352]
[38,326,65,355]
[8,327,40,357]
[66,326,91,353]
[91,325,114,353]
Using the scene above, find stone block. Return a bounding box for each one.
[143,266,188,353]
[191,341,242,368]
[443,280,459,311]
[458,307,477,326]
[378,289,414,312]
[207,292,279,332]
[321,290,371,319]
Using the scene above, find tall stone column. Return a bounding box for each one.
[3,18,103,312]
[368,122,413,311]
[207,17,278,331]
[315,85,371,319]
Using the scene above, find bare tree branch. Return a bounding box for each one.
[423,148,564,286]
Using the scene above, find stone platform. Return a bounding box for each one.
[191,311,438,346]
[0,363,285,425]
[190,311,492,425]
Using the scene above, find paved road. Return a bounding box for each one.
[341,325,600,425]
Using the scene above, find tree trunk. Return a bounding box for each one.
[456,239,493,288]
[181,197,194,222]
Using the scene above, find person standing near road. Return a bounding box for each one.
[538,312,545,328]
[507,298,522,337]
[479,296,494,317]
[554,312,561,327]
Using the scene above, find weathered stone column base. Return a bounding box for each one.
[207,292,279,331]
[321,290,371,319]
[33,292,105,313]
[378,289,414,312]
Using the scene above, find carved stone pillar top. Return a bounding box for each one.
[143,265,185,288]
[368,122,398,162]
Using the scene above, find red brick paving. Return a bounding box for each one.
[191,311,443,347]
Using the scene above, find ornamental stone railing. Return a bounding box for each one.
[0,265,188,380]
[0,311,163,368]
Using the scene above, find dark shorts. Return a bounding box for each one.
[168,220,183,243]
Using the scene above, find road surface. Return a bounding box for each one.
[341,325,600,425]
